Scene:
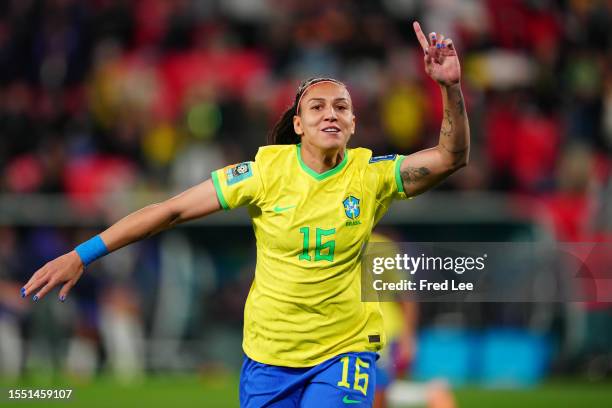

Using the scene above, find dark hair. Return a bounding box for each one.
[267,77,346,145]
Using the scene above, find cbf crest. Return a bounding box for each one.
[343,196,362,226]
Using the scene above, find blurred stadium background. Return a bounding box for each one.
[0,0,610,407]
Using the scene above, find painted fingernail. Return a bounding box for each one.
[60,296,66,302]
[21,288,26,298]
[32,295,38,302]
[436,43,442,48]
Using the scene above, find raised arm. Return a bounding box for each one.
[22,179,221,301]
[399,22,470,197]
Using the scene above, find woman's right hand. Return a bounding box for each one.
[22,251,84,302]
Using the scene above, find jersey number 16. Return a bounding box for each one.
[299,227,336,262]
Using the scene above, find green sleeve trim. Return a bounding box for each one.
[395,155,407,194]
[211,171,230,210]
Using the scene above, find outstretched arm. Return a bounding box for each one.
[22,179,221,301]
[101,179,220,248]
[400,22,470,197]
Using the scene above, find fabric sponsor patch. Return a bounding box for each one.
[226,162,253,186]
[369,154,397,163]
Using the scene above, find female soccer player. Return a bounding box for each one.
[22,22,468,407]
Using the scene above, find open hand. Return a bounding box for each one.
[413,21,461,87]
[21,251,84,302]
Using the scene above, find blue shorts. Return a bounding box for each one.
[239,352,377,407]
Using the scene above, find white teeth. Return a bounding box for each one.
[323,128,340,132]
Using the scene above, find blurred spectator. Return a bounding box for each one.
[0,0,609,197]
[1,0,611,383]
[0,227,28,379]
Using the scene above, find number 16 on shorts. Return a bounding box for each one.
[337,355,372,396]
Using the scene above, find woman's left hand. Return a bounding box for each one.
[413,21,461,87]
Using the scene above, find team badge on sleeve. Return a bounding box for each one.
[368,154,397,163]
[226,162,253,186]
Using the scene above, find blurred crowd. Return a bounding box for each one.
[0,0,609,197]
[0,0,611,382]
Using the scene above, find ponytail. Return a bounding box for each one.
[267,105,301,145]
[268,77,345,145]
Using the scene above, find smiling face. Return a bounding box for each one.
[293,81,356,152]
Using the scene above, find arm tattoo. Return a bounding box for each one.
[456,89,465,116]
[441,108,453,138]
[440,144,469,154]
[401,166,431,185]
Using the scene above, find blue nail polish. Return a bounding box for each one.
[21,288,26,298]
[33,295,38,302]
[436,43,442,49]
[60,296,66,302]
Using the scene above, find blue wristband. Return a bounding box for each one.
[75,235,109,266]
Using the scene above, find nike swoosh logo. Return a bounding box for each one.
[273,205,296,213]
[342,395,361,404]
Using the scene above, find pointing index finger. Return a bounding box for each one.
[413,21,429,52]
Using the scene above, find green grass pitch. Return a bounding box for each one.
[3,375,612,407]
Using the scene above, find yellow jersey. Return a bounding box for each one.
[211,144,407,367]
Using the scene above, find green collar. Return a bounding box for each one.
[296,143,348,181]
